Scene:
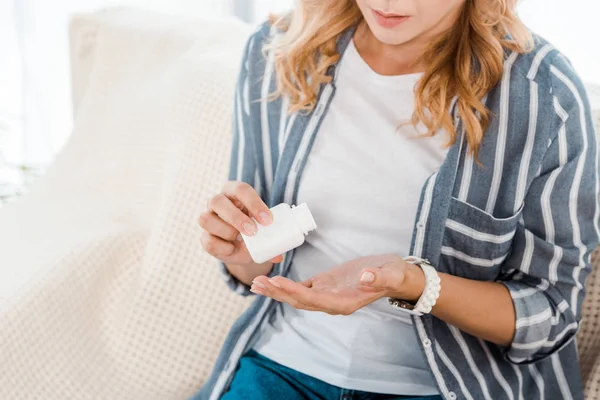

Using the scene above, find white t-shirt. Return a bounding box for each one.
[253,39,448,395]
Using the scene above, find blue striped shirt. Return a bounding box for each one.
[197,22,600,400]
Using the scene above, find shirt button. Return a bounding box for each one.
[423,338,432,348]
[448,391,457,400]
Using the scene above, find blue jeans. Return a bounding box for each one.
[220,350,442,400]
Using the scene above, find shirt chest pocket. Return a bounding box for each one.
[440,197,523,281]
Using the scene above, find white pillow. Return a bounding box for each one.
[0,8,253,399]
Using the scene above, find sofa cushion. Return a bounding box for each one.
[0,8,252,399]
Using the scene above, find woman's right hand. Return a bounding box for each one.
[198,181,283,270]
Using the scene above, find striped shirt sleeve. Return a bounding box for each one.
[217,32,261,297]
[499,54,600,364]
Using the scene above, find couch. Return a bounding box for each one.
[0,8,599,400]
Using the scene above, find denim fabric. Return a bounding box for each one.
[218,350,442,400]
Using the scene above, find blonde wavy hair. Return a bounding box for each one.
[266,0,533,157]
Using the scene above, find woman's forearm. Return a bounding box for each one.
[433,272,515,346]
[226,262,274,287]
[395,264,516,347]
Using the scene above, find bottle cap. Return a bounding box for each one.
[292,203,317,235]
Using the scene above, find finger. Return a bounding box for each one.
[250,276,297,303]
[198,212,240,241]
[359,261,406,290]
[250,282,309,307]
[222,181,273,226]
[209,193,258,236]
[269,276,337,311]
[270,255,284,264]
[251,276,319,311]
[200,231,235,258]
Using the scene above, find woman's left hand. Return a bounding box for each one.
[250,254,413,315]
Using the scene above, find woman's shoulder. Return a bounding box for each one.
[240,20,281,73]
[508,33,587,103]
[245,21,274,50]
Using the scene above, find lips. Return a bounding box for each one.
[372,8,411,28]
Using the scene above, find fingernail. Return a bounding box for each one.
[242,222,257,235]
[236,234,243,241]
[250,288,263,295]
[268,279,281,288]
[258,211,273,225]
[360,271,375,283]
[252,281,266,289]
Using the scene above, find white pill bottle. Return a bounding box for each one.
[242,203,317,264]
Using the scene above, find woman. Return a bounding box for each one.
[194,0,599,399]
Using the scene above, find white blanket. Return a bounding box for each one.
[0,9,252,399]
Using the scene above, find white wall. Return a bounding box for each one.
[252,0,294,22]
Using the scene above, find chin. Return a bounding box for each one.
[366,23,418,46]
[370,29,415,46]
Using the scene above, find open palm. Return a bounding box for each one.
[250,254,407,315]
